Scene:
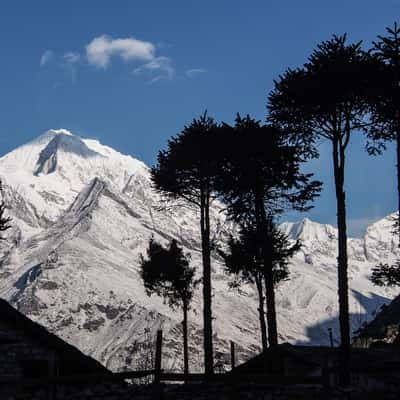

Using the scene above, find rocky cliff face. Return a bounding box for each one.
[0,129,397,371]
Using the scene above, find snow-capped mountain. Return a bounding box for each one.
[0,129,397,371]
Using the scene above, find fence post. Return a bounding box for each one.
[230,341,235,370]
[328,328,334,348]
[154,330,163,385]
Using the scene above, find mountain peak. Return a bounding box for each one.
[48,128,73,136]
[280,218,337,241]
[27,128,75,147]
[34,133,101,176]
[35,133,102,175]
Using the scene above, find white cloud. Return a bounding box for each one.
[186,68,207,78]
[40,50,53,67]
[63,52,80,64]
[41,35,175,83]
[62,52,81,83]
[86,35,155,69]
[134,56,174,82]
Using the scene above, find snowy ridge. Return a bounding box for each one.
[0,129,398,371]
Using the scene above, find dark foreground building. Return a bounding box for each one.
[0,298,130,399]
[231,343,400,392]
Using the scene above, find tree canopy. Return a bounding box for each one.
[140,237,198,376]
[140,238,197,309]
[371,262,400,287]
[215,114,320,348]
[221,222,300,351]
[216,114,321,220]
[366,23,400,244]
[151,113,220,374]
[267,34,381,384]
[222,223,299,287]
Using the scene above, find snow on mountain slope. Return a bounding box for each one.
[0,129,150,224]
[0,129,398,371]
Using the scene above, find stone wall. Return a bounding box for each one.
[0,319,58,398]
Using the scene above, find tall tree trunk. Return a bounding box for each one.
[394,57,400,247]
[200,190,214,375]
[254,191,279,348]
[255,274,268,352]
[332,137,350,385]
[182,300,189,379]
[396,130,400,246]
[263,254,278,348]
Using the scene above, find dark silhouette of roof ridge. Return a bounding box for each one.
[231,343,400,375]
[0,298,110,375]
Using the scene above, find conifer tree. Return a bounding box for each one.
[370,261,400,287]
[220,222,300,352]
[366,22,400,244]
[217,114,320,348]
[268,34,380,384]
[139,238,198,376]
[151,113,221,374]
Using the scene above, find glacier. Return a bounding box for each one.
[0,128,398,372]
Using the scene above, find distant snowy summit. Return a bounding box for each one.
[0,128,147,176]
[281,218,337,242]
[35,131,102,175]
[0,129,151,224]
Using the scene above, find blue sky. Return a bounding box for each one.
[0,0,398,236]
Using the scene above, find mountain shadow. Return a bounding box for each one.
[296,289,392,346]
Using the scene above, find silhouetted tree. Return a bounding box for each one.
[151,112,221,374]
[220,222,300,352]
[139,238,198,376]
[268,34,380,384]
[217,115,320,348]
[370,261,400,287]
[367,22,400,244]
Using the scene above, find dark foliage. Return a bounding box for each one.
[139,238,198,375]
[151,112,222,206]
[367,22,400,243]
[140,238,197,309]
[217,115,321,220]
[222,223,299,287]
[371,262,400,287]
[268,35,379,145]
[215,114,320,348]
[368,22,400,149]
[220,222,300,351]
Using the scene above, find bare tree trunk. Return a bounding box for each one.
[263,258,278,348]
[332,137,350,386]
[255,274,268,352]
[394,56,400,247]
[396,130,400,246]
[200,190,214,375]
[254,191,278,348]
[182,301,189,379]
